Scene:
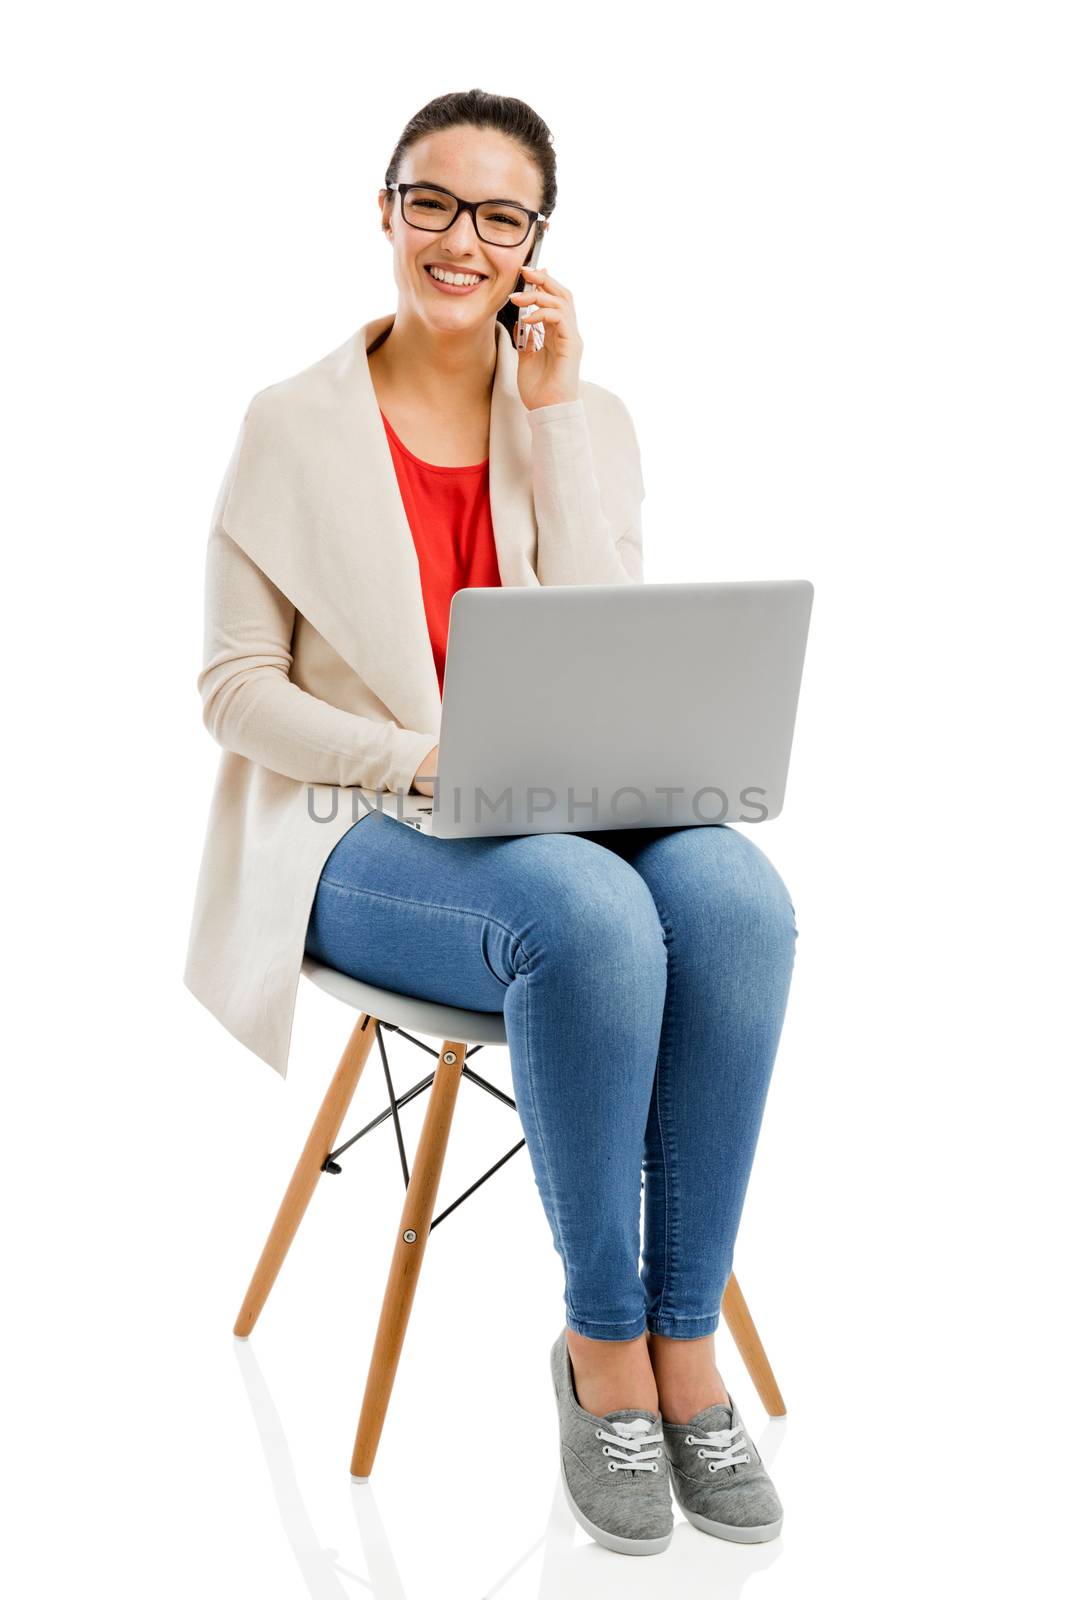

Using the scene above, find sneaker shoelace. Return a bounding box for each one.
[595,1417,665,1474]
[684,1422,752,1473]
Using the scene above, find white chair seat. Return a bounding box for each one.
[301,957,508,1047]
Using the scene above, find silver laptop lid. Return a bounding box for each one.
[430,579,813,840]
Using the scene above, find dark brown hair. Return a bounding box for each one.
[382,88,557,345]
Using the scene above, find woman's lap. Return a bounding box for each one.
[304,809,794,1013]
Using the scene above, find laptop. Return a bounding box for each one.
[353,579,813,839]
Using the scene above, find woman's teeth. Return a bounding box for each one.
[426,266,485,286]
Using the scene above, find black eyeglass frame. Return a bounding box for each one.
[384,180,548,248]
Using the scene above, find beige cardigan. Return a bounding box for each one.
[183,312,645,1079]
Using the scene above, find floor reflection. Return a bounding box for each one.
[233,1335,786,1597]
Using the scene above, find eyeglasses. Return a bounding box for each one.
[384,180,547,248]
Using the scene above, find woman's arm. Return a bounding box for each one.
[197,524,439,792]
[527,395,644,586]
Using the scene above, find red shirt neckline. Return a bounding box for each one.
[378,408,489,474]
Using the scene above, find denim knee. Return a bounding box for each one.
[515,839,669,983]
[661,825,797,953]
[720,827,798,950]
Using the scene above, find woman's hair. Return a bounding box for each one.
[383,88,557,346]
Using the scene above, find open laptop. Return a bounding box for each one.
[353,579,813,839]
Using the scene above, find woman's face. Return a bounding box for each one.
[380,125,545,335]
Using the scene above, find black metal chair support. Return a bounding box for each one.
[319,1020,526,1231]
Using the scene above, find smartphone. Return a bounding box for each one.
[516,226,546,353]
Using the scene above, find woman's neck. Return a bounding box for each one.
[368,307,497,411]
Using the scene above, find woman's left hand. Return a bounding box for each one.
[509,265,583,410]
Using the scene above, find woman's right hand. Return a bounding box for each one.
[412,744,439,797]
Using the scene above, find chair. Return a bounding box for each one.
[233,956,787,1480]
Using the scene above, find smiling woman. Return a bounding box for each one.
[381,110,555,351]
[370,107,564,468]
[188,85,795,1560]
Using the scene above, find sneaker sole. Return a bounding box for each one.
[559,1451,674,1556]
[666,1460,783,1543]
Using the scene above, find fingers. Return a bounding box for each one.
[510,264,575,357]
[519,264,570,299]
[509,288,560,307]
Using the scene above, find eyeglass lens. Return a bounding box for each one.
[403,187,531,245]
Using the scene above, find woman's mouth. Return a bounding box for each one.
[423,264,487,296]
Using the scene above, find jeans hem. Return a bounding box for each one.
[565,1312,650,1342]
[646,1312,721,1338]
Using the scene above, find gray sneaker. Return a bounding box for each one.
[661,1392,783,1543]
[549,1327,674,1556]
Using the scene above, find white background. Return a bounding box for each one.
[4,3,1064,1595]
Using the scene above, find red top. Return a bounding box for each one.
[379,408,501,697]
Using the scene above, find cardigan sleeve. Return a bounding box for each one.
[196,523,439,793]
[527,395,644,586]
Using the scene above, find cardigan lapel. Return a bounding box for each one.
[218,312,539,738]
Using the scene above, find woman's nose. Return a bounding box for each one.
[442,212,480,252]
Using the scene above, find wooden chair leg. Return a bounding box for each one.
[350,1038,468,1480]
[233,1013,379,1338]
[721,1271,786,1416]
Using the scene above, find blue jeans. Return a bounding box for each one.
[304,811,798,1342]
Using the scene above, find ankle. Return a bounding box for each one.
[657,1383,729,1425]
[646,1331,729,1421]
[566,1328,659,1416]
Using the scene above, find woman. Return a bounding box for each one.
[186,89,797,1557]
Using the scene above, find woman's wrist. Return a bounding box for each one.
[526,394,581,412]
[412,742,439,796]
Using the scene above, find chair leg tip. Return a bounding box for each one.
[350,1473,370,1484]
